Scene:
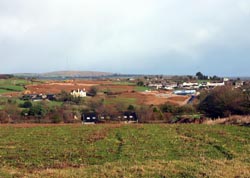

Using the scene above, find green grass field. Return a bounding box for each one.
[0,79,27,94]
[0,79,43,94]
[0,124,249,177]
[135,86,150,92]
[104,97,137,106]
[0,89,10,94]
[0,85,24,91]
[112,81,136,86]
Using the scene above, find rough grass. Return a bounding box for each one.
[134,86,150,92]
[204,115,250,126]
[0,124,249,177]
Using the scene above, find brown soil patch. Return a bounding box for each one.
[2,92,21,97]
[24,80,107,94]
[99,85,135,92]
[168,96,189,102]
[24,80,133,94]
[120,91,190,106]
[21,80,190,106]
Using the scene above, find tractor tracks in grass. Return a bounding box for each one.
[212,144,234,160]
[115,132,124,159]
[86,124,123,143]
[175,127,234,160]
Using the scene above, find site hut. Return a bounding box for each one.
[31,94,44,102]
[99,114,112,122]
[123,112,138,123]
[82,112,98,124]
[22,94,36,100]
[46,94,56,101]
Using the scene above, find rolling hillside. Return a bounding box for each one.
[14,71,114,78]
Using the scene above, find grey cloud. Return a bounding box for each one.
[0,0,250,76]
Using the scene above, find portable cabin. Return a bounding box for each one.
[123,112,138,123]
[82,113,98,124]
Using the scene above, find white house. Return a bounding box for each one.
[182,82,199,89]
[164,83,178,90]
[183,82,199,86]
[148,83,163,90]
[206,82,225,87]
[71,89,87,98]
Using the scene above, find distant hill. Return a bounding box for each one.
[0,74,14,79]
[42,71,114,77]
[14,71,114,78]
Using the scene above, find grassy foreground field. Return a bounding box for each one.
[0,124,249,178]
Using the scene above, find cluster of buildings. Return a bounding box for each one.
[145,78,249,96]
[70,89,87,97]
[21,89,87,102]
[22,94,56,101]
[147,78,245,91]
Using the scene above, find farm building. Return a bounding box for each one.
[71,89,87,97]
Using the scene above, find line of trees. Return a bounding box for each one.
[196,72,221,80]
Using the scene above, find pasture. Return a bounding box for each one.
[0,124,249,177]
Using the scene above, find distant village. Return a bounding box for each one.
[145,77,245,95]
[20,72,249,104]
[1,72,249,124]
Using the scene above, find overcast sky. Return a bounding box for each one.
[0,0,250,76]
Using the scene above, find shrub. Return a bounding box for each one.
[51,114,62,123]
[177,105,196,114]
[127,105,135,111]
[198,86,245,118]
[29,104,48,118]
[160,103,178,114]
[22,101,32,108]
[0,111,10,123]
[21,109,29,116]
[62,110,74,123]
[89,86,98,96]
[137,81,144,86]
[4,104,21,121]
[136,106,154,122]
